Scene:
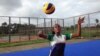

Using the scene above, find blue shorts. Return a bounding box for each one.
[49,43,65,56]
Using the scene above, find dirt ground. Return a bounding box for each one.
[0,39,91,53]
[0,35,39,43]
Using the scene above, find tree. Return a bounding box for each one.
[95,19,100,37]
[1,22,9,34]
[95,19,99,27]
[2,22,7,27]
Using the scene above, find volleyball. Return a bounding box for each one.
[42,2,55,14]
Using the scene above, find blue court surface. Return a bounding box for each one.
[0,40,100,56]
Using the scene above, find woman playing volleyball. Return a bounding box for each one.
[38,17,84,56]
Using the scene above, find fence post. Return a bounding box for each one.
[73,17,75,32]
[88,14,91,38]
[51,18,53,29]
[57,19,59,24]
[62,19,64,33]
[19,17,21,41]
[44,18,46,33]
[37,18,38,34]
[28,17,31,40]
[36,18,38,40]
[8,17,11,43]
[62,19,64,28]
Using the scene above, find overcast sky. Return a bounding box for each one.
[0,0,100,18]
[0,0,100,26]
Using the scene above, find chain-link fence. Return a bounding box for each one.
[0,11,100,43]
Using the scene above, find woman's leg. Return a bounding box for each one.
[49,43,65,56]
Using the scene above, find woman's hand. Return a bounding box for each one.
[37,30,47,39]
[38,31,44,37]
[78,17,85,25]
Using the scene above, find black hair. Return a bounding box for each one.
[52,30,55,35]
[51,24,61,35]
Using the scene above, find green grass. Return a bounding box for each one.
[64,28,100,37]
[0,28,100,48]
[0,39,49,48]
